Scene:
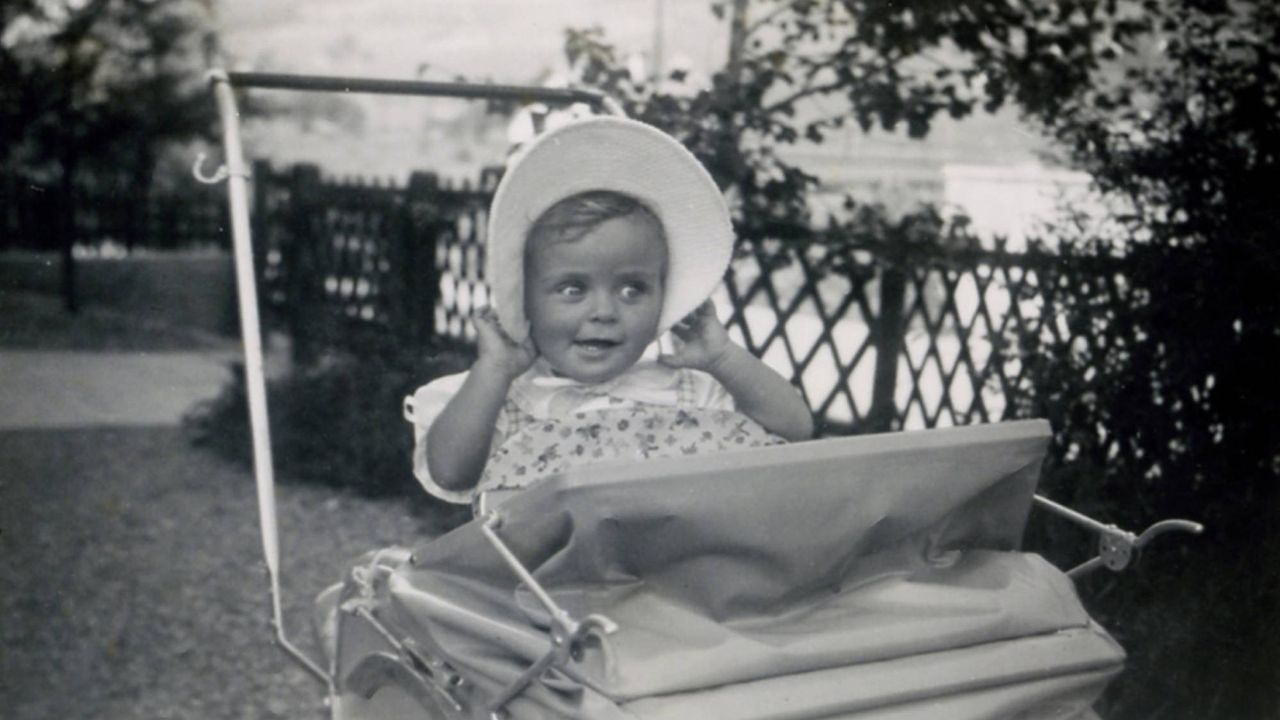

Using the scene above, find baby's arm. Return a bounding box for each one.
[660,301,815,441]
[426,310,536,491]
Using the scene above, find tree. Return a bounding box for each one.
[563,0,1143,238]
[1017,1,1280,716]
[1,0,218,308]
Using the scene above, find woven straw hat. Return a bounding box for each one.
[486,117,734,342]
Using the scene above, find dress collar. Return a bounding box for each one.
[510,358,682,413]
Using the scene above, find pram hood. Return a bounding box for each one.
[336,419,1123,719]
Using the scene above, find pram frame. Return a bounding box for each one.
[198,69,1202,719]
[199,69,624,693]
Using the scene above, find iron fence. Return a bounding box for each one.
[0,172,229,252]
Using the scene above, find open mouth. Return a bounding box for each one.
[574,338,622,355]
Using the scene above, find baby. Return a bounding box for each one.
[405,118,813,506]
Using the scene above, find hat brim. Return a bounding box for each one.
[487,117,734,342]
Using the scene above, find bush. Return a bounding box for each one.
[185,340,472,499]
[1015,2,1280,715]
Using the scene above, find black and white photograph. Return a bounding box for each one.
[1,1,1276,718]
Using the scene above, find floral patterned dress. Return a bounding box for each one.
[405,359,786,506]
[479,404,784,494]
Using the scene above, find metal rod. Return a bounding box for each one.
[484,646,563,716]
[1138,518,1204,543]
[349,606,464,712]
[210,69,329,688]
[1033,494,1116,536]
[477,512,620,715]
[480,513,565,621]
[225,70,615,108]
[1066,556,1106,579]
[274,590,330,683]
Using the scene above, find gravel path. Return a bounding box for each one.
[0,426,456,719]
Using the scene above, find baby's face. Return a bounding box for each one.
[524,213,667,383]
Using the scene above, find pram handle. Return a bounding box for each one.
[1032,495,1204,579]
[222,71,626,115]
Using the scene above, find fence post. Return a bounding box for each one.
[57,176,79,313]
[867,258,907,432]
[402,171,441,346]
[0,174,17,250]
[285,164,323,366]
[250,160,271,267]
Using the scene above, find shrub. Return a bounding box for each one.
[185,340,473,499]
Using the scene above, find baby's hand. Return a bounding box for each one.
[659,300,732,372]
[474,308,537,381]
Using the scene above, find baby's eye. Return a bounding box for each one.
[619,283,650,301]
[556,283,585,298]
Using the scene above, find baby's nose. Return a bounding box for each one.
[589,291,619,321]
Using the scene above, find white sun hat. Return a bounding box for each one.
[486,116,734,342]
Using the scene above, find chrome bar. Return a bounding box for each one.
[1035,494,1204,579]
[224,71,623,114]
[479,512,617,717]
[1033,494,1116,536]
[1067,556,1105,579]
[480,513,567,623]
[348,605,464,712]
[209,68,329,687]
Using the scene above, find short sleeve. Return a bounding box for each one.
[403,371,472,505]
[683,368,735,411]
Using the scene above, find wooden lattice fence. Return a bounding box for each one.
[254,162,1129,435]
[718,239,1130,433]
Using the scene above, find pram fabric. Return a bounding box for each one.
[325,420,1123,719]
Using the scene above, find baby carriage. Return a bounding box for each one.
[196,70,1202,719]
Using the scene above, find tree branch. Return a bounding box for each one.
[746,2,794,35]
[763,79,848,113]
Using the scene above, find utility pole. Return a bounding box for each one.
[726,0,750,84]
[652,0,665,85]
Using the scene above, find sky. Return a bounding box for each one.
[211,0,732,178]
[208,0,1067,238]
[214,0,727,88]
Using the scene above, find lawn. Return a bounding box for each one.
[0,290,233,351]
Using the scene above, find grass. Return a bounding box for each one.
[0,427,446,720]
[0,290,458,719]
[0,290,233,351]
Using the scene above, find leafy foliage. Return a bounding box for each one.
[1017,2,1280,716]
[564,25,815,239]
[570,2,1277,717]
[711,0,1144,136]
[185,343,473,499]
[564,0,1142,237]
[1,0,218,185]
